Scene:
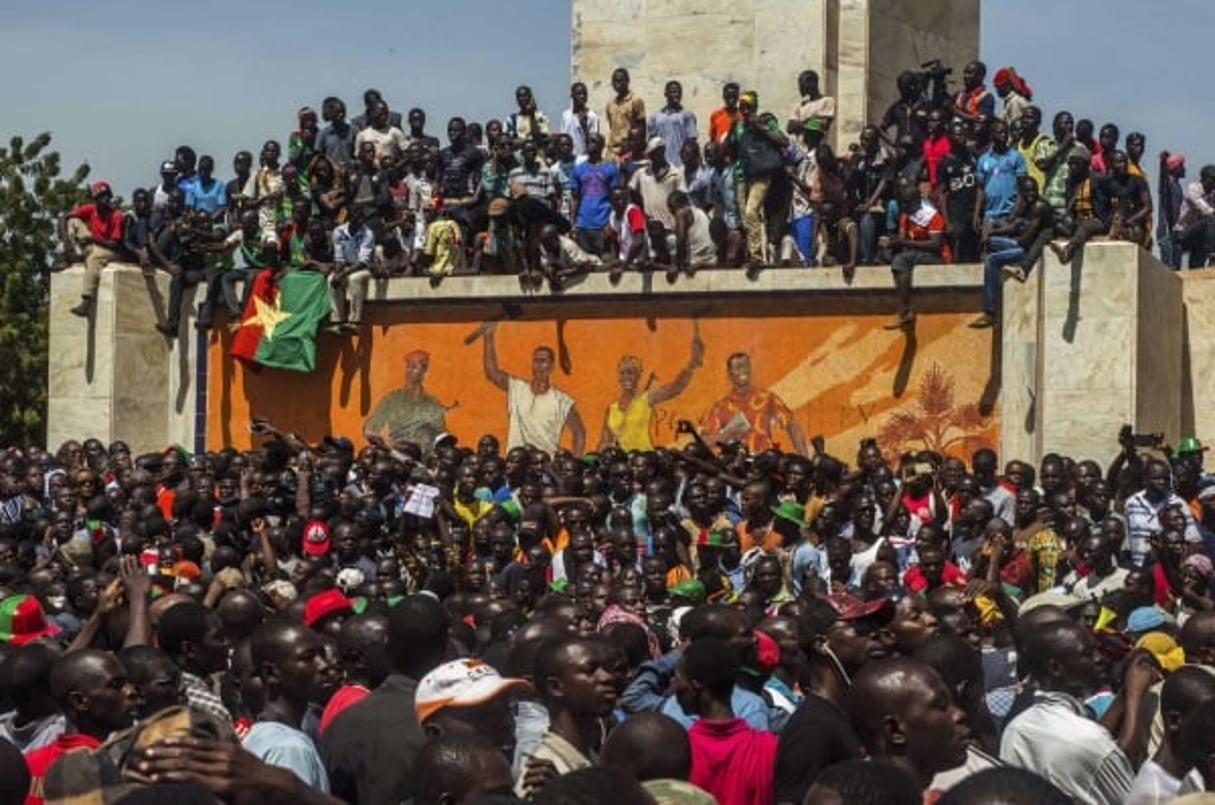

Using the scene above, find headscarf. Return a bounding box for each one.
[1183,553,1214,580]
[740,90,759,110]
[596,604,661,659]
[993,67,1033,100]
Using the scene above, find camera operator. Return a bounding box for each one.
[879,61,952,152]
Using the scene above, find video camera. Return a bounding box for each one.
[916,59,953,110]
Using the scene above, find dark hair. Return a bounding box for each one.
[155,602,212,657]
[813,759,921,805]
[412,732,504,805]
[600,711,690,782]
[532,766,651,805]
[938,767,1072,805]
[0,642,57,707]
[913,633,982,690]
[600,622,649,670]
[682,637,737,697]
[388,595,450,676]
[117,645,178,685]
[0,734,29,805]
[679,603,743,642]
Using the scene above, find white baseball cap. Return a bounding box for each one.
[414,659,531,723]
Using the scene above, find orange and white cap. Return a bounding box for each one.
[414,658,531,724]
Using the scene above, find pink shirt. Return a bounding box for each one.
[688,718,777,805]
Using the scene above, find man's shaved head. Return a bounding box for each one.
[600,711,690,781]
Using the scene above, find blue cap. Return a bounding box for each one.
[1127,606,1168,634]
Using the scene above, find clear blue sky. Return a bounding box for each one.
[5,0,1210,196]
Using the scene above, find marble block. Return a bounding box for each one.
[1035,242,1182,465]
[48,266,189,456]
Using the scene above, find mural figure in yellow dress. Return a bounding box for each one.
[599,331,704,451]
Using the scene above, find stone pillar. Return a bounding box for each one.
[570,0,979,150]
[998,259,1043,465]
[48,265,203,456]
[1005,242,1183,466]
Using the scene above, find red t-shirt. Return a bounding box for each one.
[318,683,370,736]
[69,203,125,244]
[922,134,952,188]
[688,718,777,805]
[903,561,965,592]
[24,733,101,805]
[899,203,953,263]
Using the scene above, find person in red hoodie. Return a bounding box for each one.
[23,649,138,805]
[675,636,777,805]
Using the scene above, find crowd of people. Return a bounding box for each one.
[58,62,1215,334]
[2,417,1215,804]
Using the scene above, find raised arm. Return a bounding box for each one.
[648,335,704,405]
[481,324,509,391]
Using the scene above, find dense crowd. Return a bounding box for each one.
[2,418,1215,804]
[59,62,1215,334]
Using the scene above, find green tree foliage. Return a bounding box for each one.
[0,133,90,445]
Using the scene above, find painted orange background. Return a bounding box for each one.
[206,297,1000,459]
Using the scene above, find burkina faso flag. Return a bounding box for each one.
[230,269,330,372]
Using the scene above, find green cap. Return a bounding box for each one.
[668,579,706,603]
[771,500,806,528]
[1177,437,1207,455]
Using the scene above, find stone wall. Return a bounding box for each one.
[1001,242,1186,468]
[570,0,980,149]
[48,268,203,456]
[47,248,1206,465]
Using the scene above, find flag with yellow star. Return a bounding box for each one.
[230,269,330,371]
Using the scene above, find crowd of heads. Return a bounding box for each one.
[2,417,1215,803]
[60,62,1215,332]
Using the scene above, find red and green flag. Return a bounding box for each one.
[230,269,330,372]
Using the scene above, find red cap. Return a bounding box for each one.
[826,593,889,621]
[302,519,331,556]
[303,589,353,629]
[753,629,781,673]
[0,595,62,645]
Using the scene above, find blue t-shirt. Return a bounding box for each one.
[659,684,771,731]
[242,721,329,792]
[183,177,229,215]
[570,159,619,230]
[976,147,1027,219]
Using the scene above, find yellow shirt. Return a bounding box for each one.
[606,394,654,452]
[1018,134,1045,195]
[422,219,465,276]
[454,498,493,526]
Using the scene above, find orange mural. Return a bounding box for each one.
[205,298,1000,459]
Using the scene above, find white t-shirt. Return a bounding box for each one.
[686,206,716,266]
[507,376,574,455]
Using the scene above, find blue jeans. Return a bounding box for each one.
[1158,233,1182,270]
[576,227,605,256]
[983,235,1024,315]
[791,213,817,266]
[859,211,884,264]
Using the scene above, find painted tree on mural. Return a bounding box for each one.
[0,133,90,444]
[878,362,990,458]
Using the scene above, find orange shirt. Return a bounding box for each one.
[702,386,797,454]
[898,203,953,263]
[737,518,781,553]
[709,107,741,144]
